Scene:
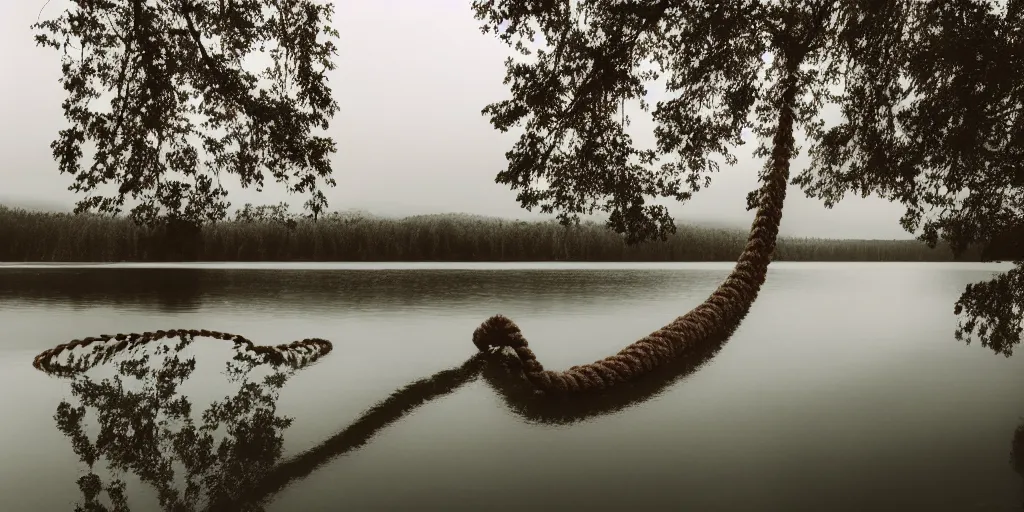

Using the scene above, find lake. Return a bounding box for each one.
[0,261,1021,511]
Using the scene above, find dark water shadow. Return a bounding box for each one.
[0,267,723,314]
[0,269,206,312]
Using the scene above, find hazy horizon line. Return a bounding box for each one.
[0,200,931,244]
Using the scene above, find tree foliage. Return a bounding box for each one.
[794,1,1022,256]
[473,0,836,242]
[473,0,1023,350]
[790,1,1024,355]
[33,0,340,226]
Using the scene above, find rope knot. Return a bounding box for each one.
[472,314,527,352]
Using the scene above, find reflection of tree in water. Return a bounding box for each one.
[36,330,331,512]
[963,273,1024,507]
[956,264,1023,358]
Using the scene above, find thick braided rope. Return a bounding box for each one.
[472,82,800,395]
[32,328,333,377]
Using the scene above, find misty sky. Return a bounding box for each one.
[1,0,916,239]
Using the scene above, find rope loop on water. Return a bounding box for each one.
[32,328,333,378]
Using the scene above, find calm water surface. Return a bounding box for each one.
[0,262,1021,511]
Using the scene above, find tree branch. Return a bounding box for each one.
[179,0,260,120]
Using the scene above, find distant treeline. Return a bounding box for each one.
[0,204,979,262]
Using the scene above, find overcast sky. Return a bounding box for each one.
[0,0,915,239]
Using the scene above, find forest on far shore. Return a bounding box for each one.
[0,204,983,263]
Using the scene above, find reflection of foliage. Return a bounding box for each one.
[955,264,1024,357]
[42,332,331,512]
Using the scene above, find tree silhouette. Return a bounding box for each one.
[32,0,340,227]
[473,0,1023,353]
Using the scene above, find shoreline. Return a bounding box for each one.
[0,205,978,263]
[0,261,1012,271]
